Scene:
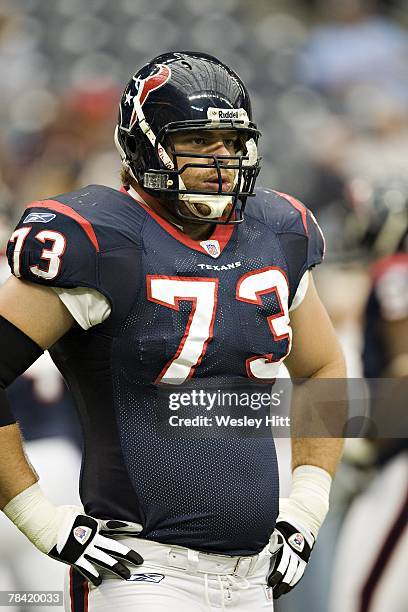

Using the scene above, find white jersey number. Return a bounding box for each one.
[9,227,66,280]
[148,268,291,384]
[9,227,32,278]
[236,267,291,381]
[147,276,219,385]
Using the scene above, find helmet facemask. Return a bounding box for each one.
[143,120,259,224]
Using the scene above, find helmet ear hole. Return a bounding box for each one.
[127,136,137,154]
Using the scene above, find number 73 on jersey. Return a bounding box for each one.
[147,269,292,385]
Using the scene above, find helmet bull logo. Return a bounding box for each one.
[129,65,171,129]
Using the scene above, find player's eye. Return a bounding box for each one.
[191,137,207,146]
[224,138,240,151]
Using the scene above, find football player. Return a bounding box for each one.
[0,52,345,611]
[330,222,408,612]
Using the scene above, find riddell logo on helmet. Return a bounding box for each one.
[218,109,240,119]
[207,107,249,123]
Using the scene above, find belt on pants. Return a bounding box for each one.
[117,536,269,577]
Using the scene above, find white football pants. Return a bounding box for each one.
[329,452,408,612]
[65,537,274,611]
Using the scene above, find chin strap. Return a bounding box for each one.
[183,199,231,220]
[178,181,234,219]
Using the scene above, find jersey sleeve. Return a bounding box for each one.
[272,191,325,307]
[289,270,309,312]
[51,287,111,330]
[305,208,326,270]
[276,191,325,271]
[6,204,100,293]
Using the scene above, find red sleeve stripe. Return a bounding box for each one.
[273,191,309,236]
[27,200,100,252]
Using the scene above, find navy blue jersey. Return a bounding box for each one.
[7,185,324,555]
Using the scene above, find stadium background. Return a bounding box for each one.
[0,0,407,610]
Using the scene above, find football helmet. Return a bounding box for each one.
[344,176,408,259]
[115,51,261,224]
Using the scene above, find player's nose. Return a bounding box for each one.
[207,140,233,161]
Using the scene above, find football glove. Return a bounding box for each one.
[48,509,144,586]
[3,484,144,587]
[267,519,314,599]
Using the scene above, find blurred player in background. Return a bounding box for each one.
[329,187,408,612]
[0,51,346,611]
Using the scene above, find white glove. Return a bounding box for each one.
[3,484,143,586]
[266,465,332,599]
[267,518,314,599]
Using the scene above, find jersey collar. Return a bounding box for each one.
[120,185,235,258]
